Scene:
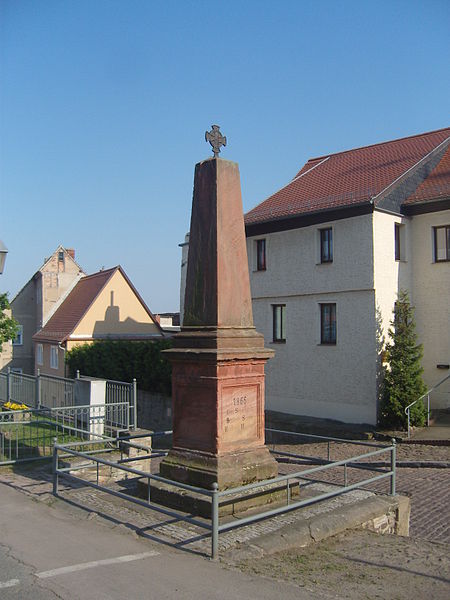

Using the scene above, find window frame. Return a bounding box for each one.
[12,324,23,346]
[50,346,59,370]
[434,225,450,262]
[320,228,333,263]
[255,238,266,271]
[394,223,401,261]
[272,304,286,343]
[36,343,43,366]
[320,303,337,345]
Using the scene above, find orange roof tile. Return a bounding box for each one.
[404,144,450,205]
[245,128,450,226]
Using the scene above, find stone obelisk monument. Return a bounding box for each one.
[160,126,278,489]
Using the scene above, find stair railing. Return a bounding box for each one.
[405,374,450,439]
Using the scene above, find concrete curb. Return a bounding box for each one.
[224,495,410,561]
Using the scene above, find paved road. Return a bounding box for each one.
[0,483,335,600]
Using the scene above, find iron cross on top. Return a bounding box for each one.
[205,124,227,157]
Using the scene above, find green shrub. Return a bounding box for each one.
[66,339,173,395]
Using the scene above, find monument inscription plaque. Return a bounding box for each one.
[220,384,259,444]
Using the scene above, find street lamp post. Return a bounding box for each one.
[0,240,8,274]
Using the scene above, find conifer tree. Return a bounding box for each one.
[379,290,427,429]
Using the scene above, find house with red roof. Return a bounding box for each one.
[33,265,164,377]
[245,127,450,425]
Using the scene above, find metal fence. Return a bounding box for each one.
[0,402,128,465]
[105,378,136,430]
[53,428,396,560]
[0,370,135,425]
[0,369,75,409]
[0,371,36,407]
[40,374,75,409]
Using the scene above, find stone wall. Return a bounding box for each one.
[137,390,172,431]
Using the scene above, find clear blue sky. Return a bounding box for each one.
[1,0,449,312]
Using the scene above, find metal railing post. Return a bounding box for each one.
[76,370,80,379]
[36,369,41,409]
[211,482,219,560]
[132,379,137,431]
[427,393,430,427]
[390,438,396,496]
[407,409,411,439]
[7,367,11,403]
[52,437,59,496]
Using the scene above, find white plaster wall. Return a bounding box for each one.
[247,214,378,425]
[252,290,378,424]
[247,214,374,300]
[410,209,450,408]
[372,211,412,352]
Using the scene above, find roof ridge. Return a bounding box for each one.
[307,127,450,162]
[81,266,118,280]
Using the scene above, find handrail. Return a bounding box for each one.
[405,374,450,438]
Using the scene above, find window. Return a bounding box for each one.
[272,304,286,342]
[434,225,450,262]
[255,239,266,271]
[58,250,64,262]
[13,325,23,346]
[395,223,401,261]
[320,228,333,263]
[50,346,59,369]
[320,303,336,344]
[36,343,43,365]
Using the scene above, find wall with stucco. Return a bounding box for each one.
[247,213,378,425]
[248,214,374,299]
[410,209,450,408]
[372,210,412,355]
[9,279,36,374]
[72,270,161,339]
[36,342,66,378]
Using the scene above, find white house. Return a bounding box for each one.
[244,127,450,425]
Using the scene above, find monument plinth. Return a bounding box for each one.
[161,138,278,489]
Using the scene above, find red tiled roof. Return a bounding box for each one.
[403,144,450,205]
[245,128,450,225]
[33,268,118,343]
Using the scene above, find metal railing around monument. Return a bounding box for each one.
[53,428,397,560]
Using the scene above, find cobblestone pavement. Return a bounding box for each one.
[275,440,450,543]
[0,439,448,554]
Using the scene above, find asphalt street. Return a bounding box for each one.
[0,483,334,600]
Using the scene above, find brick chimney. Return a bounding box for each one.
[66,248,75,260]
